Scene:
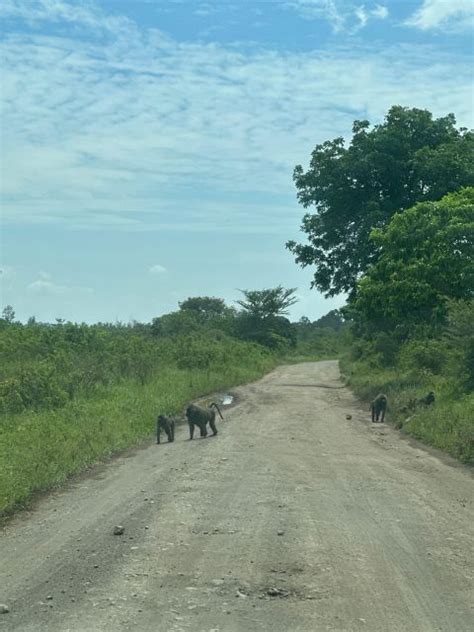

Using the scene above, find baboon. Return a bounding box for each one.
[371,394,387,423]
[156,414,175,444]
[406,391,435,411]
[419,391,435,406]
[186,402,223,440]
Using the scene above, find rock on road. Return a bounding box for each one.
[0,361,473,632]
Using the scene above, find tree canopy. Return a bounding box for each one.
[236,285,298,319]
[1,305,15,324]
[178,296,231,321]
[349,187,474,338]
[287,106,474,298]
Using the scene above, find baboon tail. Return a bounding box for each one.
[210,402,224,420]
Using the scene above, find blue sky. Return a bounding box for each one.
[1,0,473,323]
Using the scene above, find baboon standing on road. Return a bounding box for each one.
[371,394,387,423]
[186,402,224,439]
[156,415,175,444]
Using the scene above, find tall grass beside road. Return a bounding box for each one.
[0,334,275,516]
[341,348,474,465]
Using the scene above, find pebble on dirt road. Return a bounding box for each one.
[113,525,125,535]
[0,604,9,614]
[267,587,289,597]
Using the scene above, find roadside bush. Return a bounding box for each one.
[235,314,296,350]
[373,332,399,365]
[405,395,474,464]
[465,338,474,388]
[0,364,68,413]
[399,339,447,375]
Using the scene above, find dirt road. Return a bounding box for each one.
[0,361,473,632]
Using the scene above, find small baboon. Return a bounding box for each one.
[156,414,175,444]
[406,391,435,411]
[419,391,435,406]
[186,402,224,440]
[371,394,387,423]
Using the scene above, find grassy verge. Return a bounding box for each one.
[0,352,276,516]
[340,355,474,465]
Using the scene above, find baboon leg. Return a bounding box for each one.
[371,405,375,423]
[189,422,195,440]
[209,417,218,436]
[199,422,208,437]
[170,423,175,442]
[156,421,161,444]
[380,408,385,422]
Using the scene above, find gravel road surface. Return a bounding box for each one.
[0,361,472,631]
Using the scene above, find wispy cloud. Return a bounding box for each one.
[286,0,389,33]
[354,4,389,30]
[0,266,16,292]
[149,264,167,275]
[1,0,472,236]
[0,266,15,279]
[27,272,93,296]
[0,0,136,37]
[406,0,474,31]
[372,4,388,20]
[193,3,216,17]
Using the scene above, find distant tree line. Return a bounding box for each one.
[0,286,345,414]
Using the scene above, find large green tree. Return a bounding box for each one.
[236,285,297,319]
[287,106,474,298]
[178,296,232,322]
[235,286,298,349]
[349,187,474,338]
[151,296,236,337]
[1,305,15,324]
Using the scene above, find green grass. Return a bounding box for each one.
[0,355,276,516]
[405,396,474,462]
[340,355,474,465]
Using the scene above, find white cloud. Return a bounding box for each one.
[0,266,15,279]
[355,4,389,30]
[0,0,136,37]
[354,6,368,28]
[27,272,93,296]
[1,0,471,237]
[372,4,388,20]
[149,264,167,275]
[406,0,474,31]
[193,3,215,17]
[286,1,389,32]
[0,266,16,292]
[285,0,346,31]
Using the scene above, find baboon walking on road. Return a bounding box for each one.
[186,402,224,440]
[156,415,175,444]
[371,394,387,423]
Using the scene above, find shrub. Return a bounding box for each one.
[399,339,447,374]
[373,332,399,365]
